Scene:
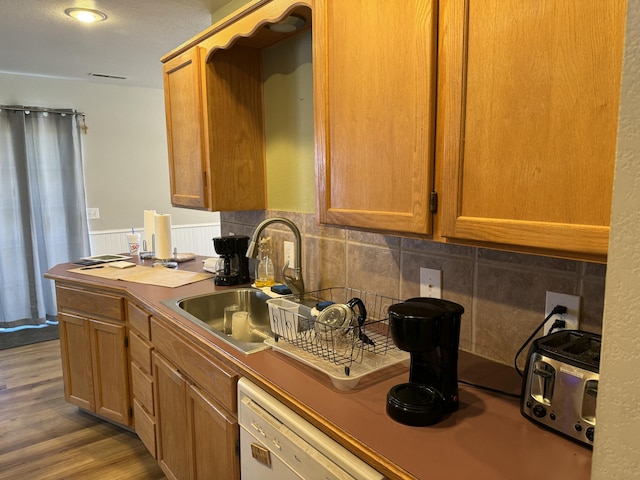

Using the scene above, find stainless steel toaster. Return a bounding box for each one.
[521,330,601,447]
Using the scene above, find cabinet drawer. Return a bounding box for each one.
[133,398,157,459]
[150,317,238,412]
[131,362,154,415]
[128,302,151,339]
[56,285,123,321]
[130,330,153,374]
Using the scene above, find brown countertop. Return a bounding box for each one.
[46,257,592,480]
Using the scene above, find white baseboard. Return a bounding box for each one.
[89,223,221,257]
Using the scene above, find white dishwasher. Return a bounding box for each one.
[237,378,385,480]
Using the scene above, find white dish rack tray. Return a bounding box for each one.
[265,288,409,390]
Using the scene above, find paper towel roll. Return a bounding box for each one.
[154,213,172,259]
[143,209,156,250]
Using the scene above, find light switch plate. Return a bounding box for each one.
[283,241,295,269]
[420,267,442,299]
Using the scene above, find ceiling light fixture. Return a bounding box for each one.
[268,14,305,33]
[65,8,108,23]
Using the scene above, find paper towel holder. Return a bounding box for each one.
[142,234,177,268]
[153,242,178,269]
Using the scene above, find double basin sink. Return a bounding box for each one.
[162,288,274,354]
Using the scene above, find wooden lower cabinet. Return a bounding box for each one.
[56,284,131,426]
[58,312,94,411]
[189,382,240,480]
[153,351,240,480]
[55,285,240,478]
[154,353,191,480]
[89,319,130,424]
[128,303,158,459]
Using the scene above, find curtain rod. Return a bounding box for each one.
[0,105,85,116]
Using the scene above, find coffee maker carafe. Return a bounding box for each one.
[212,236,250,286]
[386,298,464,426]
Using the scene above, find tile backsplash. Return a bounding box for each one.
[221,210,605,367]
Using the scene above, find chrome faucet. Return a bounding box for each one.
[247,217,305,295]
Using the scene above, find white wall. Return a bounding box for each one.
[0,73,219,238]
[592,3,640,478]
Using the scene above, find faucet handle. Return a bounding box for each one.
[282,260,304,295]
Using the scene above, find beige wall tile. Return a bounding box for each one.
[220,209,607,367]
[402,237,475,258]
[304,214,346,239]
[473,263,578,366]
[400,251,474,350]
[346,242,400,299]
[304,236,346,291]
[347,229,401,248]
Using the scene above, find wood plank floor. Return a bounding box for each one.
[0,340,166,479]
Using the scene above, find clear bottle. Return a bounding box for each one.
[255,237,275,287]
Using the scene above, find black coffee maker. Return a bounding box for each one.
[212,236,250,286]
[386,298,464,426]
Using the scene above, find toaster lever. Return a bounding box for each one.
[533,367,553,378]
[586,387,598,398]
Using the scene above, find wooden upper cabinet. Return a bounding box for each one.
[162,0,313,212]
[314,0,438,234]
[163,39,266,212]
[204,46,266,211]
[437,0,626,261]
[164,47,210,209]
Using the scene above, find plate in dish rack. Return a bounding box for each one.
[264,337,410,390]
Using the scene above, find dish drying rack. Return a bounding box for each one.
[266,288,409,389]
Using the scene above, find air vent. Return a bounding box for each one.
[88,73,127,80]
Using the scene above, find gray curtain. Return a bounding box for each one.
[0,107,90,329]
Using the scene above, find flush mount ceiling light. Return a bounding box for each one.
[65,8,108,23]
[268,14,305,33]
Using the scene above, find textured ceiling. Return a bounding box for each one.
[0,0,231,88]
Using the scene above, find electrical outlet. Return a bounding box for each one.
[87,208,100,219]
[420,267,442,299]
[283,241,295,269]
[544,291,581,335]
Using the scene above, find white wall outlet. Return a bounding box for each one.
[283,241,295,269]
[87,208,100,219]
[420,267,442,299]
[544,291,581,335]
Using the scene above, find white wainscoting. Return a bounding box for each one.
[89,223,221,257]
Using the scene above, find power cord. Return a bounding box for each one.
[458,379,521,399]
[548,319,566,334]
[513,304,567,378]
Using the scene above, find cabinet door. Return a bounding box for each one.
[58,312,94,411]
[90,319,131,425]
[314,0,438,234]
[438,0,625,260]
[154,352,191,480]
[164,46,210,209]
[205,46,266,212]
[188,384,240,480]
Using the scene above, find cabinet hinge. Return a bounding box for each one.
[129,406,133,418]
[429,191,438,213]
[124,335,129,348]
[235,438,240,456]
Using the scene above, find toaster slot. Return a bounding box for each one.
[530,361,556,405]
[539,331,581,349]
[581,379,598,423]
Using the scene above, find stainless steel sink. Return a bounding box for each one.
[162,288,273,354]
